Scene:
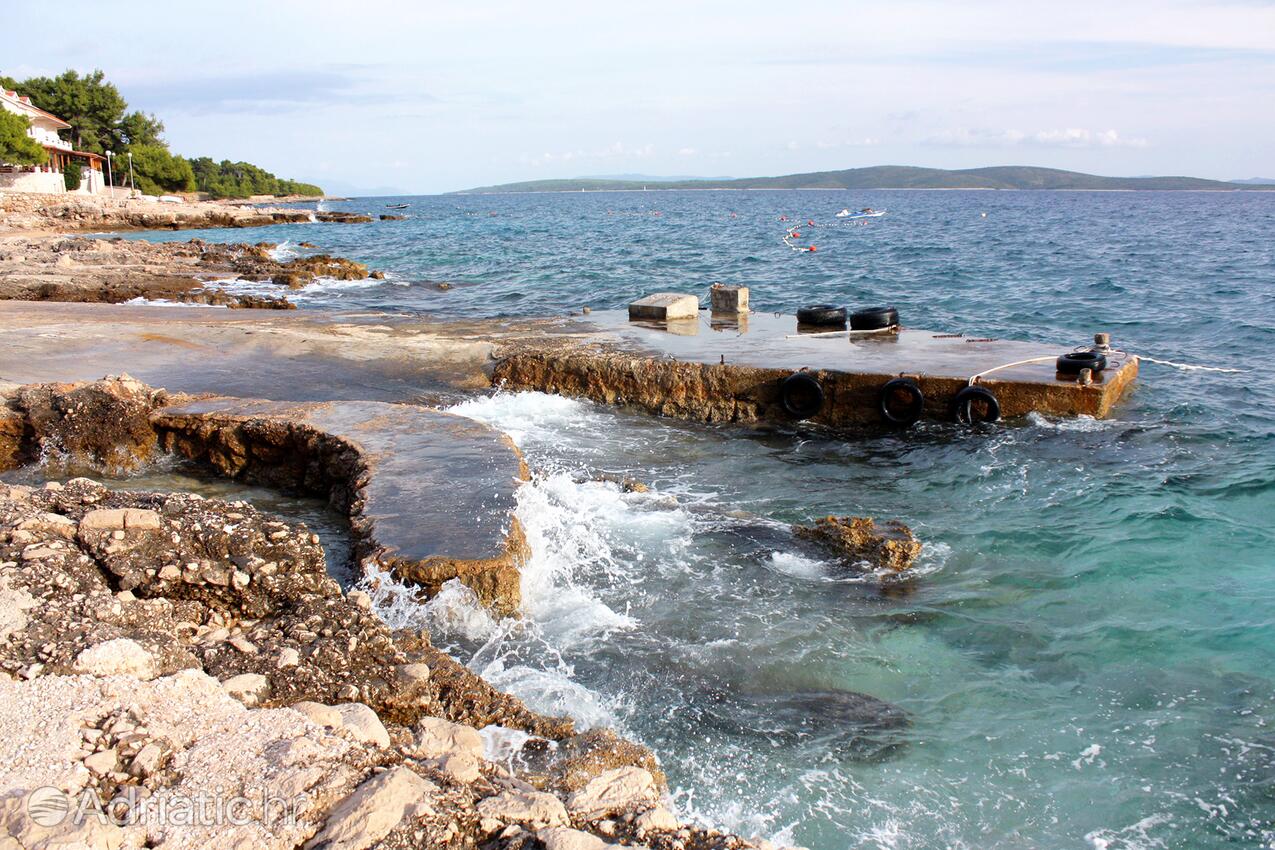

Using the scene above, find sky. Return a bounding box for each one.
[3,0,1273,193]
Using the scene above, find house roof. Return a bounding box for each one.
[41,144,104,164]
[2,89,73,129]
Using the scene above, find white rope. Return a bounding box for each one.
[1122,354,1244,374]
[966,355,1059,386]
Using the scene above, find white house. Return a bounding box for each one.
[1,89,107,195]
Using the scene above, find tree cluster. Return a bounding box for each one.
[1,69,322,197]
[188,157,323,199]
[0,110,47,166]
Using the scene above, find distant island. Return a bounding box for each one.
[455,165,1275,194]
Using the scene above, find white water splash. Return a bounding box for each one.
[268,240,299,262]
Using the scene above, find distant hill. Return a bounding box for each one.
[455,165,1274,194]
[1230,177,1275,185]
[588,173,733,182]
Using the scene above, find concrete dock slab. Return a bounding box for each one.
[494,310,1139,426]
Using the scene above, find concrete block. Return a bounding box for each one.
[628,293,699,321]
[709,284,749,314]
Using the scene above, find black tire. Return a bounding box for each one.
[796,305,847,326]
[850,306,899,330]
[1056,351,1107,374]
[780,373,825,419]
[879,378,925,427]
[952,385,1000,424]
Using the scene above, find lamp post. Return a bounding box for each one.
[105,151,114,197]
[127,151,135,198]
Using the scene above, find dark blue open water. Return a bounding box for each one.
[130,190,1275,849]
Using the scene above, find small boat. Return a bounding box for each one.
[385,203,410,209]
[836,208,886,219]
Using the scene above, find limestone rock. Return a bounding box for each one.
[567,767,660,821]
[794,515,922,572]
[84,747,119,775]
[335,702,390,748]
[476,790,569,829]
[437,751,482,784]
[16,511,77,538]
[635,805,681,832]
[304,766,436,850]
[221,672,271,706]
[539,826,614,850]
[291,701,343,730]
[411,715,484,759]
[73,638,158,680]
[0,576,37,644]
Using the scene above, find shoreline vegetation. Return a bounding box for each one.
[454,164,1275,194]
[1,68,323,199]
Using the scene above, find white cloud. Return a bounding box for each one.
[677,147,698,156]
[815,138,880,149]
[518,142,656,168]
[926,127,1148,149]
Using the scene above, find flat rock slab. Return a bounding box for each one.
[155,398,528,609]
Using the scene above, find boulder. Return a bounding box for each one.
[635,805,680,832]
[335,702,390,748]
[221,672,271,706]
[291,701,344,730]
[566,767,660,821]
[73,638,158,680]
[437,751,482,784]
[304,766,436,850]
[538,826,614,850]
[794,515,922,572]
[411,716,484,759]
[475,790,569,829]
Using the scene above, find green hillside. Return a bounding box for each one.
[456,165,1269,194]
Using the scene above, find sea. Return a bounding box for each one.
[124,189,1275,849]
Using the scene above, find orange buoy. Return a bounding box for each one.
[808,245,817,252]
[807,219,814,226]
[792,231,802,238]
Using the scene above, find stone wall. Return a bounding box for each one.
[0,170,65,194]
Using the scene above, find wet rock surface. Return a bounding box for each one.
[155,397,530,614]
[0,479,792,850]
[0,234,382,309]
[794,516,922,572]
[9,375,167,472]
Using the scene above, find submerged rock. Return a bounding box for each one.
[794,515,922,572]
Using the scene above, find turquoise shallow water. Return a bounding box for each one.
[131,190,1275,848]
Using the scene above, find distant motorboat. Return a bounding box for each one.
[385,203,411,209]
[836,208,886,219]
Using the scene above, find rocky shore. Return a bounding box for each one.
[0,192,369,235]
[0,235,379,309]
[0,377,794,850]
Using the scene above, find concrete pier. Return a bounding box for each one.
[494,310,1139,427]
